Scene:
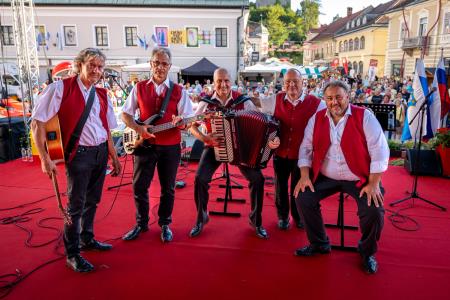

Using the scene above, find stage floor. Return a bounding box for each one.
[0,157,449,300]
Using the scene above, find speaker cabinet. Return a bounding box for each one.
[404,149,442,176]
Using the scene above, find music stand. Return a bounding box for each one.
[390,91,446,211]
[210,162,242,217]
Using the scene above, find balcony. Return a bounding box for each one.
[401,36,430,50]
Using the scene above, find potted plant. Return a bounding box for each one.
[433,128,450,177]
[388,139,403,157]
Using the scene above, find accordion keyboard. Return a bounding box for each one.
[211,114,234,162]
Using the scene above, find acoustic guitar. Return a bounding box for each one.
[44,115,71,224]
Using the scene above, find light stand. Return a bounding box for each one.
[390,89,446,211]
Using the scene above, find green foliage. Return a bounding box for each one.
[270,50,303,65]
[249,1,321,46]
[387,139,402,151]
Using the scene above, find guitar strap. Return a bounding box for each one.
[64,86,96,161]
[142,80,174,125]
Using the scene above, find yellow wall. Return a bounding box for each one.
[336,27,388,77]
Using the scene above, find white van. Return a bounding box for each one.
[0,63,23,99]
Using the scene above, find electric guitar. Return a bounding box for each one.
[123,114,207,155]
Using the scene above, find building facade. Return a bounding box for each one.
[335,2,395,78]
[384,0,450,77]
[0,0,249,83]
[245,20,269,64]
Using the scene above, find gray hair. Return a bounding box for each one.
[213,67,229,80]
[323,80,350,95]
[151,47,172,63]
[285,68,302,77]
[73,48,106,74]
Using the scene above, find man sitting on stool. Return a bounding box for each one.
[293,80,389,274]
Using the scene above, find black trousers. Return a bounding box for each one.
[64,142,108,258]
[133,144,181,227]
[296,175,385,257]
[273,155,302,223]
[194,147,265,226]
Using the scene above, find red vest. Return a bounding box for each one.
[311,104,370,187]
[136,80,183,146]
[274,93,320,159]
[204,90,244,134]
[58,76,109,162]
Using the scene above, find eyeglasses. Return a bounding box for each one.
[284,79,301,85]
[151,60,171,68]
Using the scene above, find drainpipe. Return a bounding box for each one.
[237,3,245,77]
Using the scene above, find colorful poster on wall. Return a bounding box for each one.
[169,30,185,44]
[155,26,168,47]
[198,30,211,45]
[186,27,198,47]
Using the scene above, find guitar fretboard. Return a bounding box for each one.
[149,115,201,134]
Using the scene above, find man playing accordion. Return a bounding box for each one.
[188,68,278,239]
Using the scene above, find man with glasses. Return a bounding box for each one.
[293,80,389,274]
[31,48,122,272]
[121,47,193,243]
[260,68,325,230]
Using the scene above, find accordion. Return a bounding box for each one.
[210,110,279,168]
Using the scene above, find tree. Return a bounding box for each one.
[266,4,289,47]
[299,0,321,34]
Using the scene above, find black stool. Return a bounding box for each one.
[325,192,358,251]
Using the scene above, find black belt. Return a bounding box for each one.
[77,141,107,152]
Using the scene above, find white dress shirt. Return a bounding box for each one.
[122,77,194,119]
[260,92,326,115]
[298,105,389,181]
[32,77,117,146]
[194,92,258,115]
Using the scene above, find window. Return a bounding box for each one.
[353,61,358,73]
[1,26,14,46]
[344,40,348,52]
[359,61,364,75]
[215,27,227,47]
[360,36,365,49]
[400,22,407,39]
[35,25,46,46]
[339,41,342,52]
[95,26,108,47]
[349,39,353,51]
[351,20,355,28]
[346,22,350,29]
[125,26,137,47]
[63,25,77,46]
[391,61,402,77]
[419,17,427,37]
[357,18,361,26]
[363,16,367,24]
[354,37,359,50]
[444,12,450,34]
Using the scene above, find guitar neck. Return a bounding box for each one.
[149,115,199,134]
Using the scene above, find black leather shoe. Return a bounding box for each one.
[255,226,269,239]
[80,239,112,251]
[189,216,209,238]
[278,219,290,230]
[161,225,173,243]
[122,225,148,241]
[362,255,378,274]
[66,254,94,273]
[294,244,331,256]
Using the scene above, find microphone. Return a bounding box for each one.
[425,87,437,99]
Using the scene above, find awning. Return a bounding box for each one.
[181,58,219,76]
[297,66,328,78]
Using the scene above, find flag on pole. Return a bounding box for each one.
[56,32,63,51]
[407,59,429,141]
[433,56,450,119]
[137,35,148,50]
[401,86,413,141]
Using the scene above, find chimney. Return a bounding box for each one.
[347,7,353,17]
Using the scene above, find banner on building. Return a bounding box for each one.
[198,30,211,45]
[155,26,169,47]
[368,59,378,82]
[342,58,348,74]
[169,30,185,44]
[331,58,339,68]
[186,27,198,47]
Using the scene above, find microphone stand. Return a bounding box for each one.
[390,89,446,211]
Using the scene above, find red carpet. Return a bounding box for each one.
[0,157,449,300]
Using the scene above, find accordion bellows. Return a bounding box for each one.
[211,110,279,169]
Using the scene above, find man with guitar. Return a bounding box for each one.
[121,47,194,243]
[31,48,122,273]
[188,68,276,239]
